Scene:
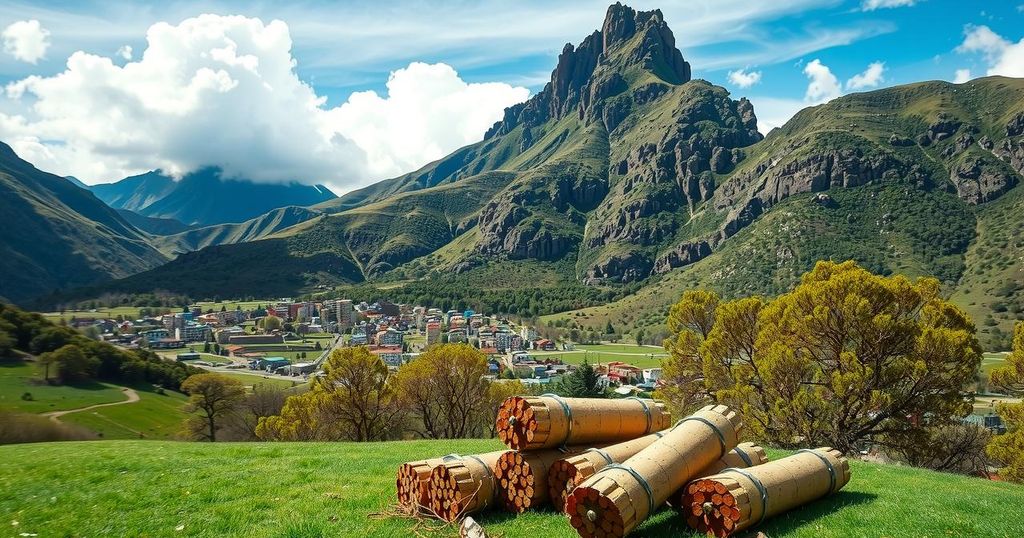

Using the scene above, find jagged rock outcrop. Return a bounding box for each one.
[476,161,603,261]
[653,240,711,273]
[1007,112,1024,137]
[584,252,654,283]
[585,83,762,260]
[950,156,1018,205]
[715,145,924,240]
[484,2,690,140]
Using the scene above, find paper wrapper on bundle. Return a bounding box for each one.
[565,404,743,538]
[425,450,508,522]
[495,395,671,451]
[681,447,851,537]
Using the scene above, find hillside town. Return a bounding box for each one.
[62,298,663,393]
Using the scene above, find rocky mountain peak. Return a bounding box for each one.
[484,2,691,139]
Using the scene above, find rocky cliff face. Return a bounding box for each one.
[474,3,761,283]
[484,2,690,141]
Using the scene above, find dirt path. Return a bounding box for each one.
[41,387,140,423]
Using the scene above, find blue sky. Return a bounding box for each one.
[0,0,1022,190]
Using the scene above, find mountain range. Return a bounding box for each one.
[0,142,166,303]
[3,3,1024,349]
[90,168,336,226]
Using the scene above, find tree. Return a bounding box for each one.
[635,328,646,346]
[39,344,98,384]
[30,326,74,355]
[661,261,981,455]
[557,359,604,397]
[0,329,14,361]
[263,315,283,332]
[257,347,402,441]
[392,344,490,439]
[181,373,247,442]
[890,423,991,476]
[221,385,288,441]
[605,321,615,336]
[988,322,1024,482]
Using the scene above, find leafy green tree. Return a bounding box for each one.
[0,329,14,361]
[393,344,490,439]
[635,328,646,346]
[39,344,98,384]
[558,359,604,398]
[262,315,283,332]
[661,260,981,455]
[181,373,247,442]
[988,322,1024,482]
[257,347,402,441]
[605,321,615,336]
[29,326,74,355]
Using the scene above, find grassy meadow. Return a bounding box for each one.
[531,343,667,369]
[0,362,126,413]
[59,387,188,440]
[0,440,1022,537]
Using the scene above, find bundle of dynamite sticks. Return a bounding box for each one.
[395,395,851,538]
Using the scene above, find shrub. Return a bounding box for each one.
[0,411,96,445]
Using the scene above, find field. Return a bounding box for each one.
[532,343,667,369]
[982,352,1010,377]
[0,362,126,413]
[39,300,278,323]
[205,370,304,391]
[0,440,1022,537]
[59,387,189,440]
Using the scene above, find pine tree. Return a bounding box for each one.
[559,359,604,397]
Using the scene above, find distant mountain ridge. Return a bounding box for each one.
[0,142,167,303]
[91,168,337,226]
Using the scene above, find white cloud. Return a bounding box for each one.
[116,44,132,60]
[0,1,887,86]
[846,61,885,90]
[747,96,806,134]
[327,62,528,181]
[0,15,528,192]
[2,19,51,64]
[727,69,762,89]
[861,0,917,10]
[953,68,972,83]
[956,25,1024,78]
[803,59,842,104]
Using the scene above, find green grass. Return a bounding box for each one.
[982,352,1009,376]
[40,306,161,323]
[0,440,1021,537]
[59,387,189,440]
[532,343,667,369]
[0,362,126,413]
[209,371,303,391]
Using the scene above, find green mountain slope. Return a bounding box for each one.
[550,77,1024,348]
[150,206,323,257]
[0,142,167,303]
[115,209,194,236]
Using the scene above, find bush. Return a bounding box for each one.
[0,411,97,445]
